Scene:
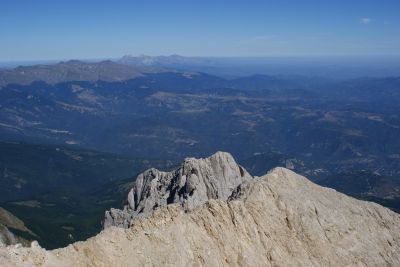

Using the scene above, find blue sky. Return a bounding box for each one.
[0,0,399,61]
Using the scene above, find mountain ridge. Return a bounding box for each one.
[0,60,170,87]
[104,152,252,228]
[1,152,399,266]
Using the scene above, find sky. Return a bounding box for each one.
[0,0,399,61]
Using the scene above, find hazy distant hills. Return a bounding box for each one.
[0,60,169,87]
[1,61,399,167]
[2,55,400,83]
[118,54,400,79]
[119,54,211,67]
[1,59,400,248]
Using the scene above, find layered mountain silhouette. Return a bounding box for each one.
[0,60,168,87]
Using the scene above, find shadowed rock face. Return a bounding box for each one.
[104,151,252,228]
[1,152,400,266]
[0,208,34,247]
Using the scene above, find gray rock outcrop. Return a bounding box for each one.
[0,224,27,247]
[104,151,252,228]
[1,152,400,266]
[0,208,34,247]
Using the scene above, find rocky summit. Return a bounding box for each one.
[104,151,252,228]
[1,152,400,266]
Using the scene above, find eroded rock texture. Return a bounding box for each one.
[104,151,252,228]
[1,153,400,267]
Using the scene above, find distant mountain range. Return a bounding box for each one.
[1,60,399,169]
[0,60,169,87]
[118,54,400,79]
[119,54,211,67]
[2,55,400,86]
[1,59,400,248]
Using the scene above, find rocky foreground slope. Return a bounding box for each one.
[0,207,35,247]
[1,152,400,266]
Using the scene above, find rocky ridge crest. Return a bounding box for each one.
[104,152,252,228]
[1,152,400,266]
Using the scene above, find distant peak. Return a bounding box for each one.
[168,54,184,58]
[60,59,85,65]
[98,60,114,65]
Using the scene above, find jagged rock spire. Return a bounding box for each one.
[104,152,252,228]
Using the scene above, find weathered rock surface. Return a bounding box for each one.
[104,151,252,228]
[0,207,34,247]
[0,224,24,247]
[1,153,400,267]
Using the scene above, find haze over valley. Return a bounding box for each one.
[1,1,400,266]
[1,57,400,249]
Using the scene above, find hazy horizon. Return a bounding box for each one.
[1,53,400,65]
[1,0,400,61]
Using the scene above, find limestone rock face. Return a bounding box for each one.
[1,153,400,267]
[0,224,24,247]
[0,208,34,247]
[104,151,252,228]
